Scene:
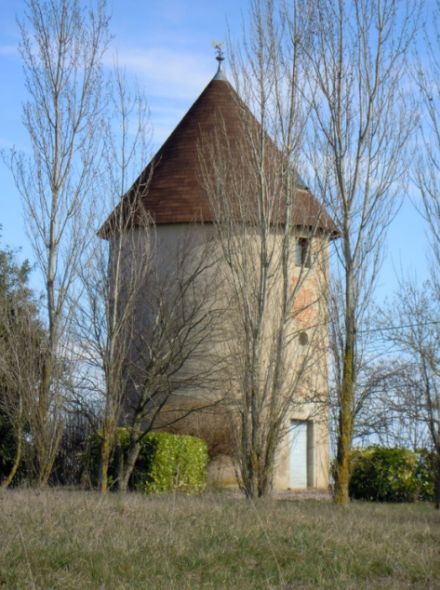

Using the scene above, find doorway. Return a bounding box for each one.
[289,420,313,488]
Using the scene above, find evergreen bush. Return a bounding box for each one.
[349,446,434,502]
[137,432,208,494]
[86,428,208,494]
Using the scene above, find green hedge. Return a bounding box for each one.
[138,432,208,494]
[349,446,434,502]
[86,428,208,494]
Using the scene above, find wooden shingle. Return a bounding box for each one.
[99,77,338,237]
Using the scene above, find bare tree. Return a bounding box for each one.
[75,67,152,493]
[326,299,413,454]
[200,1,334,499]
[116,229,222,492]
[77,216,151,494]
[303,0,417,504]
[76,69,220,493]
[414,0,440,310]
[380,280,440,508]
[416,0,440,289]
[336,358,429,450]
[410,0,440,510]
[371,361,434,451]
[4,0,109,486]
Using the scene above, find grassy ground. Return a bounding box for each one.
[0,489,439,589]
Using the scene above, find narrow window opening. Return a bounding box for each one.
[296,238,311,267]
[299,331,309,346]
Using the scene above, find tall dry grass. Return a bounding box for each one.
[0,489,439,589]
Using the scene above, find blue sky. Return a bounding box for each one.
[0,0,430,299]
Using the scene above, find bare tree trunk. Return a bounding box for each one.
[34,358,62,487]
[118,440,142,492]
[99,418,115,494]
[1,426,23,490]
[334,328,354,504]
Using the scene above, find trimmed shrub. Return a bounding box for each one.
[137,432,208,494]
[349,446,434,502]
[86,428,208,494]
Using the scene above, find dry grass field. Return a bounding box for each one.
[0,489,439,589]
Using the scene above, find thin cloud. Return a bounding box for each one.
[0,45,18,57]
[104,47,213,100]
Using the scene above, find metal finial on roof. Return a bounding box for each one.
[212,41,226,81]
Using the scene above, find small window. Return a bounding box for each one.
[298,331,309,346]
[295,238,311,267]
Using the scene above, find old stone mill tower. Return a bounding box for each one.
[99,53,338,491]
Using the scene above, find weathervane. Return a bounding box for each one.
[212,41,226,80]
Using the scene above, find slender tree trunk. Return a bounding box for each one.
[434,452,440,510]
[334,337,354,504]
[38,457,56,488]
[1,429,23,489]
[36,359,50,487]
[334,259,355,505]
[118,441,142,492]
[100,418,115,494]
[34,355,62,488]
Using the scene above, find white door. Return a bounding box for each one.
[289,420,308,488]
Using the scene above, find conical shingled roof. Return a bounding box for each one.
[99,75,338,237]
